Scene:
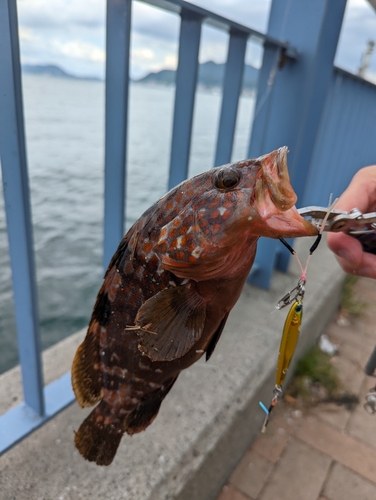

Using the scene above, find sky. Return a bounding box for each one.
[16,0,376,82]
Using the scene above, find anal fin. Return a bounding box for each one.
[125,376,178,434]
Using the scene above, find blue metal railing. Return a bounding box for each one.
[303,67,376,206]
[0,0,296,454]
[247,0,348,285]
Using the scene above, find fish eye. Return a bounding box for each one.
[214,168,241,190]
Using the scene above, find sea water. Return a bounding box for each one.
[0,74,255,374]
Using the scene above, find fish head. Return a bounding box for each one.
[192,146,317,243]
[231,145,318,239]
[156,147,317,279]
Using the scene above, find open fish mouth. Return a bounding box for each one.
[254,147,318,238]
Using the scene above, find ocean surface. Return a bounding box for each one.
[0,74,255,374]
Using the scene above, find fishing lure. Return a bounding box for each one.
[259,286,304,432]
[259,201,337,432]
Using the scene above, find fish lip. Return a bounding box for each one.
[252,147,318,237]
[267,205,319,237]
[260,146,297,211]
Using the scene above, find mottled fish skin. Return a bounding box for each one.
[71,147,317,465]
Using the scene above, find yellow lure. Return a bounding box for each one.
[275,299,303,387]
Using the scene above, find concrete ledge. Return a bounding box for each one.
[0,237,345,500]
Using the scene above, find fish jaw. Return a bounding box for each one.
[251,147,318,238]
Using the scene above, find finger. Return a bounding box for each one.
[328,233,376,278]
[334,166,376,213]
[335,255,376,279]
[327,232,364,267]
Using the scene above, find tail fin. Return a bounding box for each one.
[74,402,124,466]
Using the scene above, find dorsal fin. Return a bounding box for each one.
[71,228,136,407]
[71,319,103,407]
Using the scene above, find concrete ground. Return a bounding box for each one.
[217,277,376,500]
[0,239,350,499]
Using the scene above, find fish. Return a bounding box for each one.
[71,146,317,465]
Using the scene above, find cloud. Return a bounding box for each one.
[15,0,376,81]
[17,0,104,28]
[336,0,376,76]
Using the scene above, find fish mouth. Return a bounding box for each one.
[253,147,318,238]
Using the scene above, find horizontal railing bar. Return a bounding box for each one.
[138,0,298,59]
[335,65,376,89]
[0,372,74,455]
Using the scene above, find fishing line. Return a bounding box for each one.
[253,48,281,122]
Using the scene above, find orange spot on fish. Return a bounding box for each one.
[209,199,220,209]
[175,250,186,261]
[143,242,153,253]
[158,242,168,254]
[185,214,194,225]
[169,228,178,239]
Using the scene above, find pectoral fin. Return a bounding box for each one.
[135,284,206,362]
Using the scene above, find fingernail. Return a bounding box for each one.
[336,249,354,264]
[357,267,376,279]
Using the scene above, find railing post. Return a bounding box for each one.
[103,0,132,268]
[168,9,203,190]
[214,29,247,167]
[248,0,347,288]
[0,0,44,415]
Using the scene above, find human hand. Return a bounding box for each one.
[327,166,376,279]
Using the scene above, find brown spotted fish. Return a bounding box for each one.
[71,146,317,465]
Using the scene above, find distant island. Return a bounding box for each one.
[136,60,259,90]
[22,61,259,90]
[22,64,101,82]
